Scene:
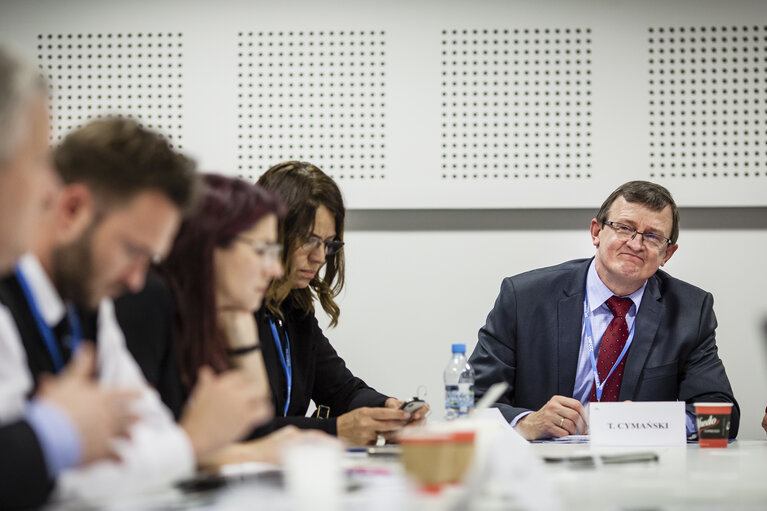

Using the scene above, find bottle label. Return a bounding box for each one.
[445,383,474,416]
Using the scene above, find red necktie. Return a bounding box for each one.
[589,296,634,402]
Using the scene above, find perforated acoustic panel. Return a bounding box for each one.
[4,0,765,208]
[648,25,766,179]
[36,32,184,148]
[441,28,593,180]
[236,31,386,182]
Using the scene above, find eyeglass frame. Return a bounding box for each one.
[235,236,283,262]
[301,235,344,257]
[602,220,672,250]
[121,239,162,266]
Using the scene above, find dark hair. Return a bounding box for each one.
[53,117,198,214]
[596,180,679,243]
[257,161,345,327]
[158,173,283,385]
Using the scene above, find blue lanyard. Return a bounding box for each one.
[584,290,635,402]
[269,318,292,416]
[15,266,82,373]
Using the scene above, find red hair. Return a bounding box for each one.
[159,173,283,386]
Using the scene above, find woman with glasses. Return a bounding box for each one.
[119,173,324,467]
[159,174,284,401]
[254,161,428,446]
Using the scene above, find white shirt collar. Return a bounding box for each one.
[586,258,647,315]
[17,253,66,327]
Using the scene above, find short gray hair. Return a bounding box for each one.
[0,45,48,163]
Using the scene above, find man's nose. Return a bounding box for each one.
[626,232,645,250]
[122,261,148,293]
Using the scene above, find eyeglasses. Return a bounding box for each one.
[236,237,283,263]
[603,221,672,251]
[301,235,344,257]
[122,240,162,266]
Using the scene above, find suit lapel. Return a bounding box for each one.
[619,274,664,400]
[558,260,590,396]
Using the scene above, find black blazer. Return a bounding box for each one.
[469,258,740,437]
[253,301,389,436]
[0,420,53,510]
[0,273,98,386]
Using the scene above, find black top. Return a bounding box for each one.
[114,273,389,436]
[254,299,389,436]
[115,273,185,420]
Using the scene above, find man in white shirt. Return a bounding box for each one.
[0,45,140,510]
[0,117,273,504]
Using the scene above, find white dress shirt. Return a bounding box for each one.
[0,254,195,504]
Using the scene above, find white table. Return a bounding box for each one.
[530,440,767,511]
[49,440,767,511]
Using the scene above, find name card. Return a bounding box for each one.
[590,401,686,446]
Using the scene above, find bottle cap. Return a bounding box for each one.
[451,343,466,354]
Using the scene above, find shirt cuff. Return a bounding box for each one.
[26,399,83,478]
[510,410,533,428]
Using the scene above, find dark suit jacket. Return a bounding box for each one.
[253,301,389,436]
[0,273,98,388]
[0,420,53,510]
[0,270,101,510]
[468,258,740,438]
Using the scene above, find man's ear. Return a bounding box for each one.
[660,243,678,267]
[589,218,601,247]
[56,184,95,243]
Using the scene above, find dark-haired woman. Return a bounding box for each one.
[255,161,428,446]
[157,174,284,408]
[120,173,324,467]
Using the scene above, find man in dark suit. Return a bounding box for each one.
[469,181,739,441]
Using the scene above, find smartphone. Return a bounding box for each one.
[176,469,284,493]
[399,398,426,414]
[366,445,403,457]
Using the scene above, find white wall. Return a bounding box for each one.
[317,208,767,439]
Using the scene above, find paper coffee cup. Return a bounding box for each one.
[694,402,732,448]
[400,430,475,493]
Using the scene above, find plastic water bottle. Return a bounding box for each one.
[444,343,475,420]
